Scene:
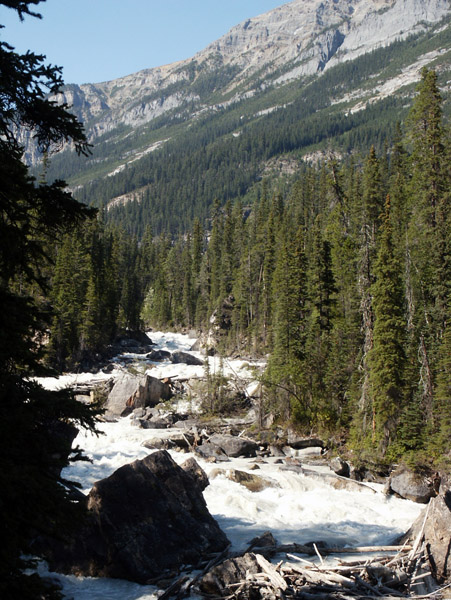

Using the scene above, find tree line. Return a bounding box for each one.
[1,1,448,595]
[47,68,450,470]
[40,21,450,238]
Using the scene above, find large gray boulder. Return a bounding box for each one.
[422,487,451,583]
[208,433,259,458]
[170,351,204,366]
[388,466,437,504]
[104,374,172,418]
[41,451,229,583]
[403,477,450,584]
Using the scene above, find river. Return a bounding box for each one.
[36,332,423,599]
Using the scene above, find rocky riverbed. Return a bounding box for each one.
[35,331,450,599]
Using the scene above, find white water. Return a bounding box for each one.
[37,332,423,599]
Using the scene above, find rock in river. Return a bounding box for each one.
[40,451,229,583]
[104,373,172,418]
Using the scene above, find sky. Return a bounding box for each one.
[0,0,287,85]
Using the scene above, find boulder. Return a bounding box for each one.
[195,441,230,462]
[142,432,196,452]
[286,430,324,450]
[141,437,168,450]
[199,553,260,596]
[248,531,278,550]
[403,478,450,584]
[208,433,259,458]
[330,457,351,478]
[146,349,171,361]
[213,468,276,493]
[421,487,451,583]
[41,451,229,583]
[139,417,171,429]
[170,351,204,366]
[104,374,172,418]
[388,466,437,504]
[181,457,210,491]
[116,330,153,346]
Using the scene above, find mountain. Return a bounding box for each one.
[39,0,450,235]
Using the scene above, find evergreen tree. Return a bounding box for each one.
[266,225,309,423]
[354,147,383,439]
[368,196,406,456]
[0,3,99,596]
[406,68,449,424]
[304,217,336,426]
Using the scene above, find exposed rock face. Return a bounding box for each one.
[50,0,448,147]
[422,488,451,583]
[404,478,451,584]
[42,451,229,583]
[104,373,172,418]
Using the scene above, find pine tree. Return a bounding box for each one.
[304,217,336,426]
[354,147,384,440]
[266,225,309,424]
[0,3,99,595]
[406,68,449,424]
[368,196,406,456]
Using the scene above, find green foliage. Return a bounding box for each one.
[39,21,450,238]
[368,196,406,455]
[107,70,448,467]
[0,2,100,595]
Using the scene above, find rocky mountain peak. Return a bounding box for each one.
[52,0,448,139]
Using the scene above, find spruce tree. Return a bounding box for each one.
[406,68,449,424]
[266,225,309,423]
[0,2,99,596]
[368,196,406,456]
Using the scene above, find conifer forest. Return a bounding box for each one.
[47,68,450,468]
[0,1,450,595]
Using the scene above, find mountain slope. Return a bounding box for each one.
[39,0,450,235]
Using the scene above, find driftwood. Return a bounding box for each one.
[156,527,450,600]
[199,547,441,599]
[244,541,414,557]
[158,544,231,600]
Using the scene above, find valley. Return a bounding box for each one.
[1,0,450,597]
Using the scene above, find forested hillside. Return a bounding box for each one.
[2,1,449,596]
[40,18,451,236]
[48,68,450,468]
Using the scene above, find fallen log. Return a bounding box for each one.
[250,542,413,557]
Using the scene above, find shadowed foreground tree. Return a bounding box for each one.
[0,2,100,597]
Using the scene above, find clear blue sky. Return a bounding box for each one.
[0,0,286,85]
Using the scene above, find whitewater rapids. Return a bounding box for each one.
[36,332,423,600]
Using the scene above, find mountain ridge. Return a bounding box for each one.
[55,0,449,141]
[36,0,450,234]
